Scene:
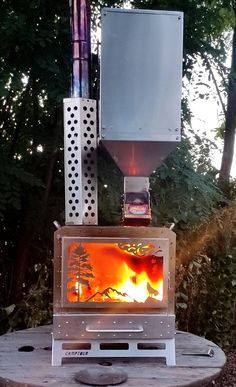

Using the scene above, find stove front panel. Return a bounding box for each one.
[61,237,169,308]
[53,226,176,314]
[53,313,175,340]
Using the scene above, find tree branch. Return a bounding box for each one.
[202,53,227,117]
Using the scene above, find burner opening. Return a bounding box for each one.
[100,343,129,350]
[137,343,166,350]
[62,343,91,350]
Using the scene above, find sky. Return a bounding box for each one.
[189,65,236,179]
[191,100,236,178]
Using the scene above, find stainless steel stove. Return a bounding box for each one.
[52,7,183,366]
[52,225,176,365]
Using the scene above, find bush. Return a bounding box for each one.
[176,202,236,348]
[0,262,52,334]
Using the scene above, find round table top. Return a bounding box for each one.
[0,325,226,387]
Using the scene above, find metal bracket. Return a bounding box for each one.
[52,337,176,366]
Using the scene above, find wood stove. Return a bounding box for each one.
[53,226,176,365]
[52,8,183,366]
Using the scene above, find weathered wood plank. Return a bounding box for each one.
[0,325,226,387]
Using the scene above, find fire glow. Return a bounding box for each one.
[67,242,164,304]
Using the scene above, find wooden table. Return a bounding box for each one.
[0,325,226,387]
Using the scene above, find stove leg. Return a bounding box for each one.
[51,337,176,366]
[165,338,176,366]
[52,338,62,366]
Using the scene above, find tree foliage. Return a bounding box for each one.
[176,203,236,348]
[219,5,236,185]
[150,139,224,229]
[0,0,68,305]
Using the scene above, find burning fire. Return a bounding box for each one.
[118,263,163,302]
[67,242,164,304]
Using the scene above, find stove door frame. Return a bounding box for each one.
[61,236,169,308]
[53,226,176,315]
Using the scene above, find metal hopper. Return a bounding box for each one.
[100,8,183,177]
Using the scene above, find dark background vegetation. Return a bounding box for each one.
[0,0,236,351]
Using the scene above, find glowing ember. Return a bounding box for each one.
[66,242,164,303]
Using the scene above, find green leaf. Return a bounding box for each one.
[4,304,16,316]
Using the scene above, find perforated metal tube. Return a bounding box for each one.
[64,97,97,225]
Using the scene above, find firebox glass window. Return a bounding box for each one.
[63,238,167,304]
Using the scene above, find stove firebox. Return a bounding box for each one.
[52,226,176,365]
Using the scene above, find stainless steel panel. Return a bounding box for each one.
[100,8,183,145]
[102,140,178,176]
[64,98,98,225]
[52,336,176,364]
[53,313,175,339]
[124,176,149,192]
[53,225,176,315]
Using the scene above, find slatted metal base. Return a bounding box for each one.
[52,337,176,366]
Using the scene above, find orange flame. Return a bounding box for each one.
[67,242,163,304]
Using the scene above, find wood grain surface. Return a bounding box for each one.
[0,325,226,387]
